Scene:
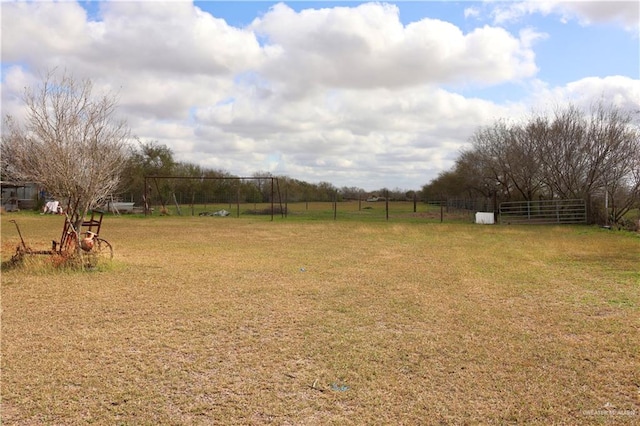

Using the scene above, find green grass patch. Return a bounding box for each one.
[144,200,474,223]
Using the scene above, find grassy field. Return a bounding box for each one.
[1,212,639,424]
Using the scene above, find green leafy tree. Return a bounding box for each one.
[119,140,176,204]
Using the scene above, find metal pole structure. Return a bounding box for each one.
[237,184,240,218]
[605,183,609,227]
[144,177,148,216]
[385,189,389,221]
[275,178,285,218]
[284,187,288,218]
[142,176,278,219]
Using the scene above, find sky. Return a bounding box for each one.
[1,1,639,191]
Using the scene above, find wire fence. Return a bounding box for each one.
[139,193,489,223]
[110,176,592,223]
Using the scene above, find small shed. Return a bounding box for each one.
[1,181,40,211]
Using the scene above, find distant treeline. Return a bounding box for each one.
[117,141,418,205]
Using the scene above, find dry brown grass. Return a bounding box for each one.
[1,213,639,424]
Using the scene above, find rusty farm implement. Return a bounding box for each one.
[9,202,113,269]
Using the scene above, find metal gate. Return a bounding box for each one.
[499,199,587,224]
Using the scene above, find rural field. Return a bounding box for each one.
[1,210,639,424]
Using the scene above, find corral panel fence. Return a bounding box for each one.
[499,199,587,224]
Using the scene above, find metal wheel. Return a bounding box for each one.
[84,237,113,268]
[94,237,113,261]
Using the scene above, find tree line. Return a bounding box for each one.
[118,141,415,205]
[422,103,640,225]
[117,140,329,205]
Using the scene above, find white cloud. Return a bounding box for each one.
[94,2,264,75]
[567,1,640,30]
[464,7,480,19]
[491,1,557,25]
[187,83,512,188]
[519,27,549,48]
[1,1,92,62]
[1,1,264,122]
[251,2,539,96]
[491,1,639,31]
[0,67,40,121]
[530,75,640,113]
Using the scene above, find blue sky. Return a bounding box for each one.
[2,1,639,191]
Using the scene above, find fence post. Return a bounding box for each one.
[172,193,182,216]
[284,187,288,218]
[144,177,149,216]
[270,178,274,221]
[385,189,389,221]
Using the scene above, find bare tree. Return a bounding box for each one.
[1,70,130,236]
[465,121,515,199]
[537,105,589,199]
[426,101,639,225]
[593,106,640,224]
[537,102,639,222]
[506,117,547,200]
